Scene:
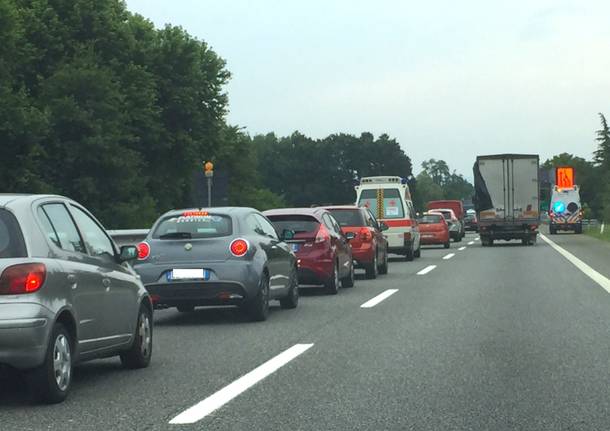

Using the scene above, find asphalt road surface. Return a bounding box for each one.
[3,229,610,430]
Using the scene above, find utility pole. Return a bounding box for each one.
[204,161,214,207]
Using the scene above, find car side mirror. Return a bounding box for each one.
[281,229,295,241]
[118,245,138,262]
[345,231,356,240]
[379,222,389,232]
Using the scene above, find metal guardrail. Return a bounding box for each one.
[107,229,149,246]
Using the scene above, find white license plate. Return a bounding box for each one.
[170,269,208,280]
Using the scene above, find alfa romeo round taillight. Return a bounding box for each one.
[0,263,46,295]
[230,239,249,257]
[137,242,150,260]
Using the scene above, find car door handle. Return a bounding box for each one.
[67,274,77,289]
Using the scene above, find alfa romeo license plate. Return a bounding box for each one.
[168,269,209,281]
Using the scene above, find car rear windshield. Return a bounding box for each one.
[267,215,320,234]
[419,214,443,224]
[328,209,366,227]
[358,189,405,219]
[152,213,232,239]
[0,209,27,258]
[433,212,452,220]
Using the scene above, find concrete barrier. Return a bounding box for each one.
[108,229,149,247]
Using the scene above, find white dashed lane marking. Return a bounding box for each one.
[468,241,475,245]
[360,289,399,308]
[169,344,314,424]
[443,253,455,260]
[417,265,437,275]
[458,246,466,251]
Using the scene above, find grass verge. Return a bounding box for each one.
[584,225,610,242]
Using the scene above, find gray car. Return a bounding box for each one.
[0,194,153,403]
[133,207,299,321]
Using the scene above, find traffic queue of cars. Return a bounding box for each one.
[0,182,469,404]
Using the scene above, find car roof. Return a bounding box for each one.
[322,205,362,211]
[263,207,328,217]
[0,194,66,207]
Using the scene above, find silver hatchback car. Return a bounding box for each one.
[0,194,153,403]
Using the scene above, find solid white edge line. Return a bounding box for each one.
[458,246,467,251]
[169,343,314,424]
[540,234,610,293]
[443,253,455,260]
[417,265,437,275]
[467,241,475,245]
[360,289,399,308]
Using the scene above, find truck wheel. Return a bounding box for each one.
[521,238,530,246]
[575,224,583,234]
[444,241,450,249]
[549,225,557,235]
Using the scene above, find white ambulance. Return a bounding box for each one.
[355,176,421,261]
[549,185,583,234]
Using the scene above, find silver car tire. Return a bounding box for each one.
[27,322,73,404]
[120,304,153,369]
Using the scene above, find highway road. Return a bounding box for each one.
[2,230,610,430]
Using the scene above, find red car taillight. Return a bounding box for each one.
[315,225,330,244]
[230,239,249,257]
[360,227,373,241]
[137,242,150,260]
[0,263,46,295]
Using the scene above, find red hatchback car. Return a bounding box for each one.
[324,206,389,279]
[264,208,354,294]
[417,212,450,248]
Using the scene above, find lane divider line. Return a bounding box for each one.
[169,343,314,424]
[540,234,610,293]
[360,289,399,308]
[468,241,475,245]
[443,253,455,260]
[417,265,437,275]
[458,246,466,251]
[475,237,480,241]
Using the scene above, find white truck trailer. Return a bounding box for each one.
[473,154,540,246]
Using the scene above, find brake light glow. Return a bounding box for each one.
[182,210,209,217]
[359,227,373,241]
[137,242,150,260]
[230,239,249,257]
[0,263,46,295]
[315,225,330,243]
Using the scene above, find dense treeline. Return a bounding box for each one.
[253,132,413,207]
[0,0,420,227]
[543,113,610,221]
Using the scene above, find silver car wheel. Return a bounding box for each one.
[53,334,71,392]
[139,312,152,358]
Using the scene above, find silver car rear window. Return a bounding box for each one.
[0,209,27,258]
[152,212,232,239]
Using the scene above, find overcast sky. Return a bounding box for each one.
[126,0,610,178]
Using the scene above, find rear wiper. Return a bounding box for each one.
[159,232,192,239]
